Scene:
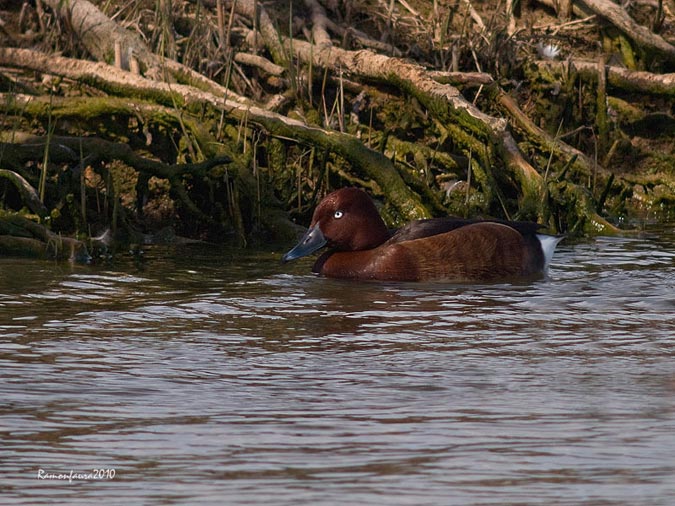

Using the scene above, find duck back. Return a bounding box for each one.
[387,217,542,245]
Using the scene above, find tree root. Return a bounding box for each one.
[0,212,89,261]
[0,169,48,217]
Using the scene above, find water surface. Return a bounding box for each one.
[1,228,674,505]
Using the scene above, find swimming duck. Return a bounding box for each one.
[282,188,561,282]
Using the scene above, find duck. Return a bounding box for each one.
[282,187,562,282]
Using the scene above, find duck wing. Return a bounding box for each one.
[386,217,543,245]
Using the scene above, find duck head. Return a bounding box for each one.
[282,188,390,262]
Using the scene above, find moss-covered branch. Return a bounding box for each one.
[0,47,430,222]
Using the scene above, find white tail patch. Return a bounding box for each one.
[537,234,563,270]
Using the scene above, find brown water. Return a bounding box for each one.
[1,228,675,505]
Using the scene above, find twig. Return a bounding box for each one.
[533,14,597,33]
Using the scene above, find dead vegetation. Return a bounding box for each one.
[0,0,674,261]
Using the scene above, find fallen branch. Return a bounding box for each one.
[1,133,232,181]
[579,0,675,64]
[43,0,150,71]
[234,52,285,76]
[43,0,252,103]
[0,47,430,221]
[492,88,594,175]
[304,0,333,48]
[230,0,287,66]
[1,130,232,230]
[429,71,495,87]
[536,0,675,64]
[0,92,222,159]
[534,58,675,96]
[279,32,546,213]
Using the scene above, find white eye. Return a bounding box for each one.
[333,210,343,219]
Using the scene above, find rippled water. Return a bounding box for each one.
[1,228,675,505]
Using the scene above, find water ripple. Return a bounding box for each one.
[1,233,675,505]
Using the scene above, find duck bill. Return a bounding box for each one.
[281,224,327,263]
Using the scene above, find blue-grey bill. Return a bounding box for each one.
[281,224,327,263]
